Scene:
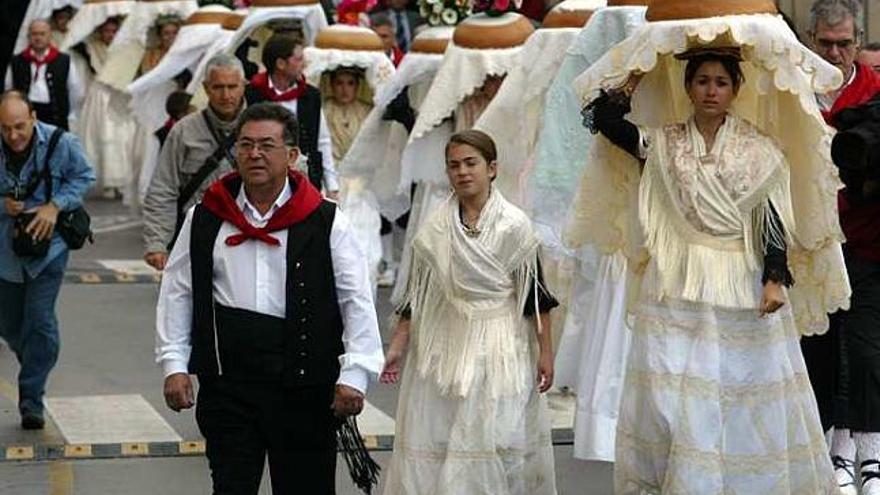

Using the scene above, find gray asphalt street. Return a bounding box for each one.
[0,197,614,495]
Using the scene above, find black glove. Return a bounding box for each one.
[383,90,416,133]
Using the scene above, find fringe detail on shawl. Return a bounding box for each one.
[399,246,539,399]
[638,159,794,310]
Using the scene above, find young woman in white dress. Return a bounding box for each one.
[380,130,559,495]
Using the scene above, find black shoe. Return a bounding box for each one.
[20,411,45,430]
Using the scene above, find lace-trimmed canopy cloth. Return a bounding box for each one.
[566,13,851,335]
[60,0,135,52]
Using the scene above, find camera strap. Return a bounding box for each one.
[19,127,64,201]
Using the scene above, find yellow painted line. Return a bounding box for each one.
[64,444,92,458]
[48,462,73,495]
[121,443,149,456]
[362,436,378,449]
[114,273,135,283]
[179,440,205,454]
[79,274,101,283]
[6,445,34,460]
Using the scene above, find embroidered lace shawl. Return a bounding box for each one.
[402,189,541,398]
[635,115,793,309]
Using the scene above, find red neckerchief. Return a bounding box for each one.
[391,47,404,68]
[21,45,60,82]
[249,72,307,102]
[201,170,323,246]
[823,62,880,124]
[162,117,177,132]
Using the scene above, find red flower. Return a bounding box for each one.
[493,0,509,11]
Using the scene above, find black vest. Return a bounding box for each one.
[11,53,71,129]
[244,83,324,189]
[187,183,344,386]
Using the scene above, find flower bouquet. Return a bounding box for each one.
[471,0,517,17]
[418,0,472,27]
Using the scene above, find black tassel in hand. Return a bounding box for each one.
[337,416,381,494]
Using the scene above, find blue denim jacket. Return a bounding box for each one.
[0,122,96,282]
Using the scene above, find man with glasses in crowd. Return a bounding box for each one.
[805,1,880,494]
[156,101,383,493]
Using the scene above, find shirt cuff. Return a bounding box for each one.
[337,367,369,395]
[162,359,189,378]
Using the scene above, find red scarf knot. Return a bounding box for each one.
[249,72,308,102]
[200,169,323,247]
[21,45,60,82]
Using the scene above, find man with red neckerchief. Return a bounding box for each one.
[156,103,383,493]
[805,1,880,494]
[245,33,340,199]
[4,19,82,131]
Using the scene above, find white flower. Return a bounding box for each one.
[441,8,458,25]
[428,13,441,25]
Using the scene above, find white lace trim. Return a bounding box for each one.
[96,1,199,91]
[16,0,84,53]
[61,1,135,51]
[474,27,580,207]
[303,47,395,92]
[409,41,524,140]
[572,14,843,111]
[374,52,444,108]
[222,5,329,55]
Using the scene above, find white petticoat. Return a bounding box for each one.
[616,298,837,494]
[383,345,557,495]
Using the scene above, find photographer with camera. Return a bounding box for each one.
[0,90,94,430]
[805,1,880,494]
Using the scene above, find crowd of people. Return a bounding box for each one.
[2,0,880,494]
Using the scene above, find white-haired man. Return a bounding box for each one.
[143,54,246,271]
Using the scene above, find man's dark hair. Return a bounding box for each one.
[164,91,192,120]
[865,42,880,52]
[261,34,303,74]
[236,102,299,147]
[371,13,392,29]
[0,90,35,114]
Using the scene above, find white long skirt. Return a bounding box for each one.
[556,252,631,462]
[78,82,137,190]
[616,298,837,494]
[384,353,557,495]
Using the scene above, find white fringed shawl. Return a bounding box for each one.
[635,115,795,310]
[402,189,541,398]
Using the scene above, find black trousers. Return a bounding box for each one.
[803,252,880,433]
[195,378,337,495]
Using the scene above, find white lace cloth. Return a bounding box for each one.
[566,13,850,336]
[303,47,395,91]
[185,30,238,95]
[61,0,135,51]
[222,5,328,55]
[96,0,198,91]
[341,52,444,220]
[15,0,84,53]
[474,27,580,208]
[128,19,230,130]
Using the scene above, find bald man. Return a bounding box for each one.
[0,91,94,429]
[4,20,83,130]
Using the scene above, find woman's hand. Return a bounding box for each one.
[537,349,554,393]
[760,281,786,317]
[380,320,410,385]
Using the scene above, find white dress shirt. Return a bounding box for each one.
[268,76,340,192]
[155,181,384,393]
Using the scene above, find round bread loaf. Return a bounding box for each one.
[249,0,319,6]
[186,11,237,25]
[410,26,454,54]
[314,25,384,51]
[646,0,776,21]
[452,13,535,49]
[542,8,592,28]
[222,13,246,30]
[607,0,651,5]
